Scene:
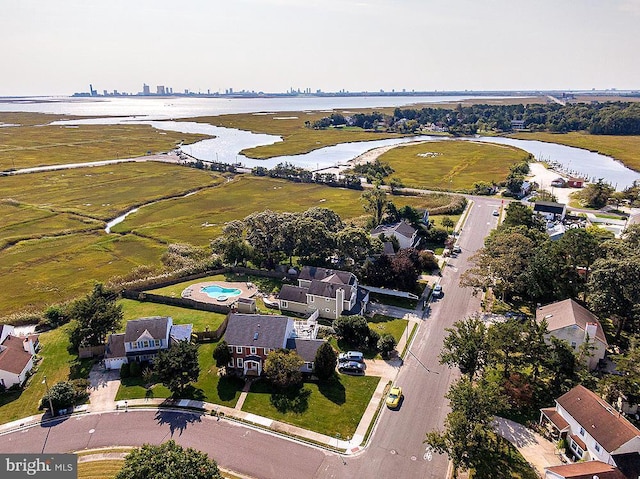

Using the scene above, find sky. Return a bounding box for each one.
[2,0,639,96]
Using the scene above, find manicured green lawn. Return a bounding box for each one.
[0,324,90,424]
[118,299,228,333]
[368,314,408,344]
[78,460,123,479]
[114,342,244,408]
[380,140,530,191]
[242,374,380,438]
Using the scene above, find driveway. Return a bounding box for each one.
[494,416,563,477]
[88,364,121,412]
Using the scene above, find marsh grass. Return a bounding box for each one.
[380,140,530,191]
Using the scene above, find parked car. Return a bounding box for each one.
[338,361,365,375]
[338,351,364,363]
[432,284,443,298]
[452,245,461,254]
[492,209,499,216]
[386,386,403,409]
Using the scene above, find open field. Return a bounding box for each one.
[0,112,211,170]
[186,111,405,159]
[509,131,640,173]
[0,162,223,221]
[0,233,165,316]
[381,140,531,191]
[242,374,379,438]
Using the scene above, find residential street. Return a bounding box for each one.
[0,197,501,479]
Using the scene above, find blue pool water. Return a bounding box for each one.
[201,285,242,301]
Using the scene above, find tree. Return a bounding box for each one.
[487,319,527,378]
[301,207,343,233]
[293,217,335,265]
[377,333,397,359]
[576,178,614,208]
[39,380,88,413]
[313,342,337,381]
[425,378,504,478]
[361,186,388,227]
[115,440,222,479]
[68,283,123,350]
[213,340,231,367]
[441,216,455,233]
[501,202,543,231]
[336,227,372,264]
[439,317,488,380]
[243,210,284,269]
[154,341,200,396]
[264,349,304,388]
[332,315,371,348]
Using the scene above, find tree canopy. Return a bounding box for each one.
[68,283,123,349]
[154,341,200,396]
[115,440,222,479]
[264,349,304,389]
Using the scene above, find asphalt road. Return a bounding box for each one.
[0,197,501,479]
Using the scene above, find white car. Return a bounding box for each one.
[432,284,443,298]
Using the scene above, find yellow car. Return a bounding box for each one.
[386,386,402,409]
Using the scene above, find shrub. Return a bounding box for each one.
[378,333,397,358]
[120,363,131,379]
[129,361,141,377]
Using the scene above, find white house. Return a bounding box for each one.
[540,385,640,472]
[278,266,369,320]
[0,325,39,389]
[104,316,193,370]
[536,299,608,370]
[370,221,418,250]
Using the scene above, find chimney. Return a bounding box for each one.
[585,322,598,342]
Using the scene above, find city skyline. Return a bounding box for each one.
[2,0,640,97]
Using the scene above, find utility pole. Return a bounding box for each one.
[42,375,55,417]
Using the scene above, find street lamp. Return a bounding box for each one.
[42,375,55,417]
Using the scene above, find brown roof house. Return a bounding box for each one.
[545,460,627,479]
[278,266,369,320]
[104,316,193,370]
[536,299,608,370]
[540,385,640,477]
[0,325,39,389]
[224,313,324,377]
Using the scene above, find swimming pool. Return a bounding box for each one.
[201,284,242,301]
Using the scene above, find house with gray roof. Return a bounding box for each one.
[278,266,369,320]
[224,313,326,377]
[104,316,193,370]
[370,220,418,250]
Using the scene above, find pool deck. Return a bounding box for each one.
[181,281,257,305]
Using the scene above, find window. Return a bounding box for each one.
[228,358,234,368]
[570,440,584,458]
[237,358,243,368]
[264,348,270,354]
[571,341,577,349]
[228,345,233,353]
[143,341,149,348]
[326,298,330,302]
[310,297,314,302]
[595,443,601,453]
[131,343,137,349]
[236,346,242,354]
[250,347,257,355]
[155,340,161,347]
[281,301,288,308]
[305,362,313,369]
[579,427,585,437]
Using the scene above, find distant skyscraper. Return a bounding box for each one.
[143,84,150,95]
[89,84,97,96]
[156,85,165,95]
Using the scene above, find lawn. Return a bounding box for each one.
[118,298,228,333]
[184,111,405,159]
[0,324,91,424]
[114,342,244,408]
[367,314,408,344]
[380,140,531,191]
[242,374,380,438]
[0,112,211,171]
[78,460,123,479]
[509,131,640,173]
